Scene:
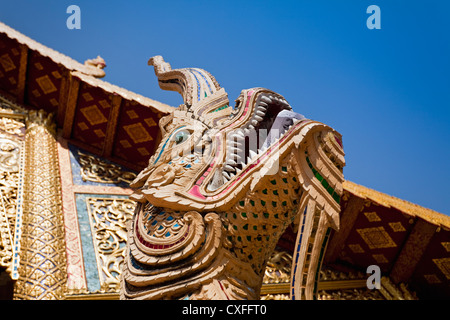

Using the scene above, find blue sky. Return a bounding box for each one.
[1,1,449,214]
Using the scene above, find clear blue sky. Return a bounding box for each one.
[1,1,449,214]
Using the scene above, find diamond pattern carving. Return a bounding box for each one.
[123,122,153,144]
[35,75,57,95]
[357,226,397,250]
[80,105,107,126]
[0,53,16,72]
[433,258,450,280]
[363,211,381,222]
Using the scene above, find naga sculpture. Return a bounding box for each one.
[120,56,345,300]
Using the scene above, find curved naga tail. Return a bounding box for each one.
[148,55,222,108]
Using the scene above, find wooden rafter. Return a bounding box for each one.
[324,194,365,264]
[102,94,122,157]
[389,218,437,284]
[57,69,70,127]
[62,74,80,139]
[15,44,28,104]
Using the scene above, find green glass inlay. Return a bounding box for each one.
[273,190,278,195]
[209,104,230,113]
[282,201,287,206]
[282,178,288,183]
[270,179,277,185]
[243,224,249,230]
[250,200,255,206]
[253,225,257,230]
[261,200,266,206]
[237,236,242,242]
[306,153,340,204]
[327,185,334,195]
[272,201,277,207]
[332,192,341,204]
[283,189,289,194]
[233,213,237,219]
[282,166,288,172]
[246,236,252,241]
[239,200,245,206]
[262,189,268,194]
[315,172,323,181]
[263,212,269,218]
[241,212,247,218]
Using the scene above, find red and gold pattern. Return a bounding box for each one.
[0,33,21,97]
[71,82,112,150]
[25,51,64,114]
[324,181,450,299]
[113,100,163,168]
[0,23,173,172]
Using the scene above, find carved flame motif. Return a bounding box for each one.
[121,56,345,300]
[78,150,136,184]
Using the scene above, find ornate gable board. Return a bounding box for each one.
[0,22,174,173]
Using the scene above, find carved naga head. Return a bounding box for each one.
[130,56,341,218]
[123,56,346,300]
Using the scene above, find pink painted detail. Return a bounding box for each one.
[218,280,230,300]
[188,185,206,199]
[334,135,343,148]
[237,90,253,121]
[188,92,312,202]
[188,120,311,200]
[136,223,190,250]
[214,120,310,196]
[189,91,255,194]
[246,90,254,107]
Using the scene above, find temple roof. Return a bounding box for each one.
[323,180,450,299]
[0,21,174,171]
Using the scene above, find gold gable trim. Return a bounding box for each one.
[343,180,450,229]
